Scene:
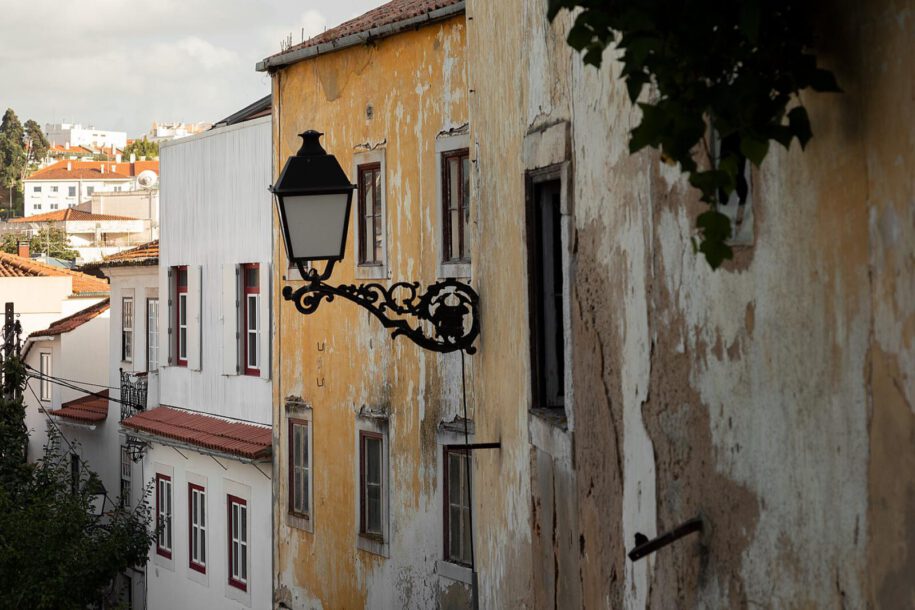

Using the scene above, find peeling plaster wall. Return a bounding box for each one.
[469,0,914,607]
[271,17,472,609]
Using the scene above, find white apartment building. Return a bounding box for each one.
[146,121,212,143]
[121,104,273,610]
[45,122,127,150]
[23,160,159,217]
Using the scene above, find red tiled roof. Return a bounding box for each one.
[0,252,110,294]
[30,298,110,337]
[9,208,136,223]
[101,240,158,264]
[26,160,159,181]
[49,390,110,423]
[262,0,463,63]
[121,407,272,460]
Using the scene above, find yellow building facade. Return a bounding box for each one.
[264,6,475,609]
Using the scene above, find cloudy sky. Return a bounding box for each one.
[0,0,385,137]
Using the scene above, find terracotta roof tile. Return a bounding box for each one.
[26,160,159,181]
[0,252,110,294]
[49,390,110,423]
[101,240,158,264]
[9,208,137,223]
[121,407,272,460]
[264,0,462,61]
[30,298,110,337]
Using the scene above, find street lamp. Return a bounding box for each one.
[271,131,480,354]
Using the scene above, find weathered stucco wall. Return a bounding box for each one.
[271,16,472,609]
[469,0,914,607]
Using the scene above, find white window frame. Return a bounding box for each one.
[189,484,207,572]
[228,495,248,590]
[352,149,388,280]
[178,292,188,362]
[119,445,131,509]
[122,297,133,362]
[147,298,159,372]
[156,474,173,558]
[39,352,51,400]
[435,132,472,279]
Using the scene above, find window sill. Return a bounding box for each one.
[529,407,567,430]
[437,560,472,585]
[356,533,389,557]
[286,511,313,533]
[438,261,472,280]
[354,263,388,281]
[529,408,572,462]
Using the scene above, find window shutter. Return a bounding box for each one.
[222,264,240,375]
[187,265,202,371]
[258,263,271,380]
[166,267,174,365]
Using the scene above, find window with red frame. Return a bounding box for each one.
[443,447,472,565]
[175,266,188,366]
[156,474,172,558]
[188,483,206,573]
[359,431,384,538]
[441,149,470,263]
[357,163,383,265]
[228,495,248,591]
[242,264,259,375]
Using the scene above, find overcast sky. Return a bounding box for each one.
[0,0,385,138]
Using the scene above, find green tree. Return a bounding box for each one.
[0,356,154,609]
[0,227,78,260]
[123,137,159,160]
[23,119,49,167]
[548,0,840,268]
[0,109,26,218]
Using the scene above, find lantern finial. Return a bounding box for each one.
[296,130,326,156]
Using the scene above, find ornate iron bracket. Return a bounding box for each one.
[283,260,480,354]
[125,435,148,462]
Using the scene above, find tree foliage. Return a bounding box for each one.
[23,120,49,167]
[0,357,154,609]
[0,109,26,207]
[548,0,841,268]
[123,137,159,160]
[1,227,78,261]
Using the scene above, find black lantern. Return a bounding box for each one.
[271,130,480,354]
[272,131,356,271]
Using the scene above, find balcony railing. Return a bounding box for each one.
[119,369,147,421]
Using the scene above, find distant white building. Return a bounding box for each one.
[45,122,127,150]
[23,160,159,217]
[146,121,212,143]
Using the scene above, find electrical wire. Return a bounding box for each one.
[24,379,122,514]
[22,363,120,390]
[26,371,142,410]
[460,349,478,608]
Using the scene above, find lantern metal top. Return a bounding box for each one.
[270,131,356,196]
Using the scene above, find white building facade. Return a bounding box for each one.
[45,122,127,150]
[122,111,274,610]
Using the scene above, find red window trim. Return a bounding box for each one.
[357,163,383,266]
[288,418,309,519]
[155,473,172,559]
[242,263,260,376]
[188,483,206,573]
[227,494,248,592]
[175,266,188,367]
[358,431,384,539]
[442,446,471,566]
[441,149,470,263]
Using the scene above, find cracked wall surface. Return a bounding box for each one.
[469,0,914,607]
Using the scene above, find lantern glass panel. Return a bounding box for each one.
[281,192,350,261]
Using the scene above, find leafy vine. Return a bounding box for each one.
[548,0,841,268]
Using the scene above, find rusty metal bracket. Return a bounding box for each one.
[628,517,703,561]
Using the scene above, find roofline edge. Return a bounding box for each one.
[255,2,465,72]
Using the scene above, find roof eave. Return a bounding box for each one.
[256,1,465,72]
[120,427,273,464]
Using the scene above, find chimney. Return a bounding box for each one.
[130,153,136,163]
[116,153,122,163]
[66,161,72,171]
[100,163,105,174]
[17,240,29,259]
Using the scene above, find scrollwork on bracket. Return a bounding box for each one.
[282,273,480,354]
